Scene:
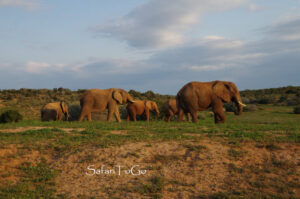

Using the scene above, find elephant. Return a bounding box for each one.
[162,99,190,122]
[78,88,134,122]
[126,100,160,122]
[41,101,69,121]
[176,81,246,124]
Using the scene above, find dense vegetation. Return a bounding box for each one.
[0,85,299,106]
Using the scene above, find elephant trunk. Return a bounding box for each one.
[126,93,134,103]
[233,95,245,115]
[155,106,160,117]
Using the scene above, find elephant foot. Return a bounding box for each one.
[215,120,225,124]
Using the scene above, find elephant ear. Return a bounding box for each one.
[145,101,152,110]
[152,102,157,110]
[60,101,66,113]
[113,91,123,104]
[213,82,231,102]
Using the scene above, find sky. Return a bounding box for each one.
[0,0,299,94]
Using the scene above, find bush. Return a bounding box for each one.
[68,105,81,121]
[241,97,250,104]
[243,104,258,112]
[287,97,300,106]
[293,107,300,114]
[224,103,235,112]
[0,110,23,123]
[119,106,128,120]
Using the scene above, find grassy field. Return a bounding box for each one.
[0,105,299,198]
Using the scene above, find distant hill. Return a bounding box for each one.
[0,86,299,119]
[240,86,300,106]
[0,86,299,106]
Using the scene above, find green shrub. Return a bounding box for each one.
[119,106,128,120]
[224,103,235,112]
[0,110,23,123]
[243,104,258,112]
[293,106,300,114]
[68,104,81,121]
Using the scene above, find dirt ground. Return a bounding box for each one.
[52,140,299,198]
[0,130,299,198]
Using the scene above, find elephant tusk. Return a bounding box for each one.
[238,101,246,107]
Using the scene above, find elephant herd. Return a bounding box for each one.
[41,81,246,124]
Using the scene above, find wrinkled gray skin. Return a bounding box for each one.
[177,81,245,124]
[41,101,69,121]
[78,88,134,122]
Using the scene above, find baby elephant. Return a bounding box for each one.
[162,99,190,122]
[41,101,69,121]
[126,100,160,122]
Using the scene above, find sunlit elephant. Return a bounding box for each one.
[177,81,246,123]
[41,101,69,121]
[126,100,159,122]
[78,88,134,122]
[162,99,189,122]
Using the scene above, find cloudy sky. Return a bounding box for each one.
[0,0,299,94]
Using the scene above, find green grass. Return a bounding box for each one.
[0,105,299,198]
[0,158,58,199]
[0,105,298,144]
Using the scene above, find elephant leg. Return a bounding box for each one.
[185,113,190,122]
[132,111,137,122]
[168,111,175,122]
[145,109,150,122]
[167,116,171,122]
[78,106,90,122]
[191,111,198,123]
[212,100,225,124]
[114,106,121,122]
[214,112,225,123]
[107,104,115,121]
[168,111,174,122]
[126,114,130,122]
[178,109,184,122]
[164,114,170,122]
[87,113,92,122]
[58,113,63,121]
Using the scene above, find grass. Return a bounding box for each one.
[0,158,58,199]
[0,105,299,198]
[137,176,165,198]
[0,106,298,144]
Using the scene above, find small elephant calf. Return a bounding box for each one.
[126,100,160,122]
[41,101,69,121]
[162,99,190,122]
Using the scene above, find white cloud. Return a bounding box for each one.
[93,0,255,48]
[183,63,236,71]
[24,61,66,74]
[1,13,300,92]
[0,0,39,9]
[265,15,300,41]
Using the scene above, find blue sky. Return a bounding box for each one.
[0,0,299,94]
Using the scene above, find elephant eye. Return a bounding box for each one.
[225,84,230,90]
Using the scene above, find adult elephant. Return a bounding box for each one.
[78,88,134,122]
[177,81,246,123]
[126,100,159,122]
[162,99,189,122]
[41,101,69,121]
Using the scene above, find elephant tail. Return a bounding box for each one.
[80,97,84,108]
[41,109,45,121]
